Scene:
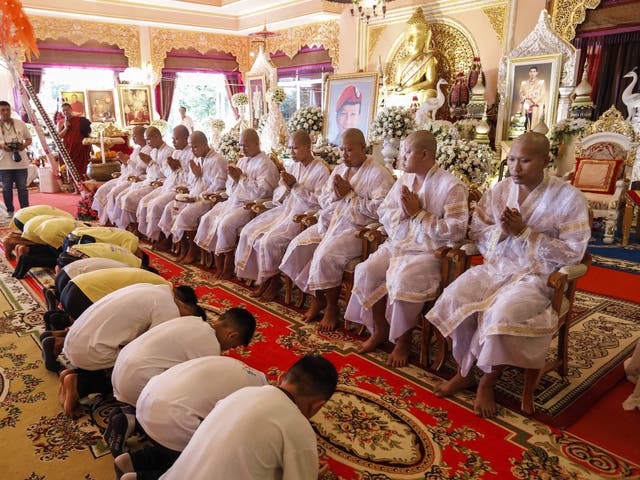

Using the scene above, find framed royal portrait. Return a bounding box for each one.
[117,84,153,127]
[86,90,117,123]
[323,72,379,146]
[247,75,267,130]
[60,90,86,117]
[503,54,562,139]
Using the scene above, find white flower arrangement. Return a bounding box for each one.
[266,87,286,104]
[150,119,169,135]
[453,119,479,140]
[548,118,592,164]
[218,124,241,162]
[313,136,341,165]
[288,106,323,134]
[420,119,458,143]
[232,93,249,107]
[89,122,126,137]
[369,106,416,141]
[208,118,226,132]
[436,138,496,189]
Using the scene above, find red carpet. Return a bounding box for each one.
[577,264,640,302]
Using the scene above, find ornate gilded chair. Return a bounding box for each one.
[572,107,638,244]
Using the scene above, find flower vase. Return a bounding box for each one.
[381,137,400,170]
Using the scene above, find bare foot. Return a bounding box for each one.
[251,281,268,298]
[153,237,171,252]
[386,336,412,368]
[318,306,339,332]
[182,245,201,265]
[433,372,475,398]
[358,330,387,353]
[62,373,81,417]
[474,378,498,418]
[259,276,282,302]
[302,296,326,323]
[15,244,29,261]
[58,369,74,406]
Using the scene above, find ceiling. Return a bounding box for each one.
[22,0,346,35]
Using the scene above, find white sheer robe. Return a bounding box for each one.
[115,143,173,229]
[280,158,395,293]
[139,147,193,240]
[194,152,279,254]
[235,157,330,284]
[99,145,151,225]
[158,149,228,241]
[345,166,468,342]
[426,176,591,375]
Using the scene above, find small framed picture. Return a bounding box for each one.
[503,54,562,139]
[323,72,379,146]
[86,90,117,123]
[247,75,267,130]
[60,90,86,117]
[117,84,153,127]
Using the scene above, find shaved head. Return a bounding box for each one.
[292,129,311,146]
[240,128,260,144]
[145,126,161,138]
[173,124,189,139]
[239,128,261,158]
[407,130,437,157]
[132,125,146,136]
[513,131,550,158]
[190,131,208,145]
[341,128,366,147]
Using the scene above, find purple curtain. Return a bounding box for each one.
[24,67,42,94]
[225,72,243,120]
[159,70,177,121]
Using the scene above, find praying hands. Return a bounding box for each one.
[400,185,421,218]
[500,207,526,236]
[333,174,352,198]
[228,164,243,182]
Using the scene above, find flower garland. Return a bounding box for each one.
[267,87,286,104]
[548,118,592,164]
[369,106,416,141]
[218,124,241,162]
[436,139,496,189]
[232,93,249,107]
[288,106,323,135]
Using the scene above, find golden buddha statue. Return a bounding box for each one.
[386,8,439,101]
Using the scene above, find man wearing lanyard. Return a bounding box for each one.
[0,101,32,216]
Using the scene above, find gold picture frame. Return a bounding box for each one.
[117,84,153,127]
[503,53,562,140]
[86,90,117,123]
[323,72,379,146]
[246,74,267,131]
[60,90,86,117]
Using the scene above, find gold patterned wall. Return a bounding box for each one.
[265,20,340,69]
[482,5,507,44]
[149,29,251,79]
[549,0,602,41]
[29,16,141,68]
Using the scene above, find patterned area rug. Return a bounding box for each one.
[1,249,639,479]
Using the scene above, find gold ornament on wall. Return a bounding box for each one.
[266,21,340,70]
[549,0,602,42]
[367,25,386,62]
[29,16,141,68]
[150,29,251,80]
[482,5,507,44]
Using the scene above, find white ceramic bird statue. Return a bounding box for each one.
[622,68,640,121]
[415,79,448,125]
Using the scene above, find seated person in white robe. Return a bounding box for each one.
[235,130,330,301]
[344,130,468,367]
[138,125,193,242]
[159,354,338,480]
[157,131,227,260]
[106,308,256,456]
[426,132,591,417]
[59,284,201,416]
[193,128,280,278]
[92,125,147,225]
[115,126,173,230]
[280,128,395,331]
[114,357,268,480]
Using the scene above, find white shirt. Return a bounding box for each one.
[137,356,268,451]
[160,385,318,480]
[63,284,180,370]
[181,115,194,132]
[112,316,221,406]
[61,257,128,281]
[0,118,31,170]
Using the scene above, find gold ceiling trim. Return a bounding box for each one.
[482,5,506,44]
[549,0,602,41]
[29,16,141,68]
[149,28,251,77]
[367,24,386,62]
[265,20,340,70]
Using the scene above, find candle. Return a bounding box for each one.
[99,132,106,164]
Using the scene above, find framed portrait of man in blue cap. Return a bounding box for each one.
[324,73,379,146]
